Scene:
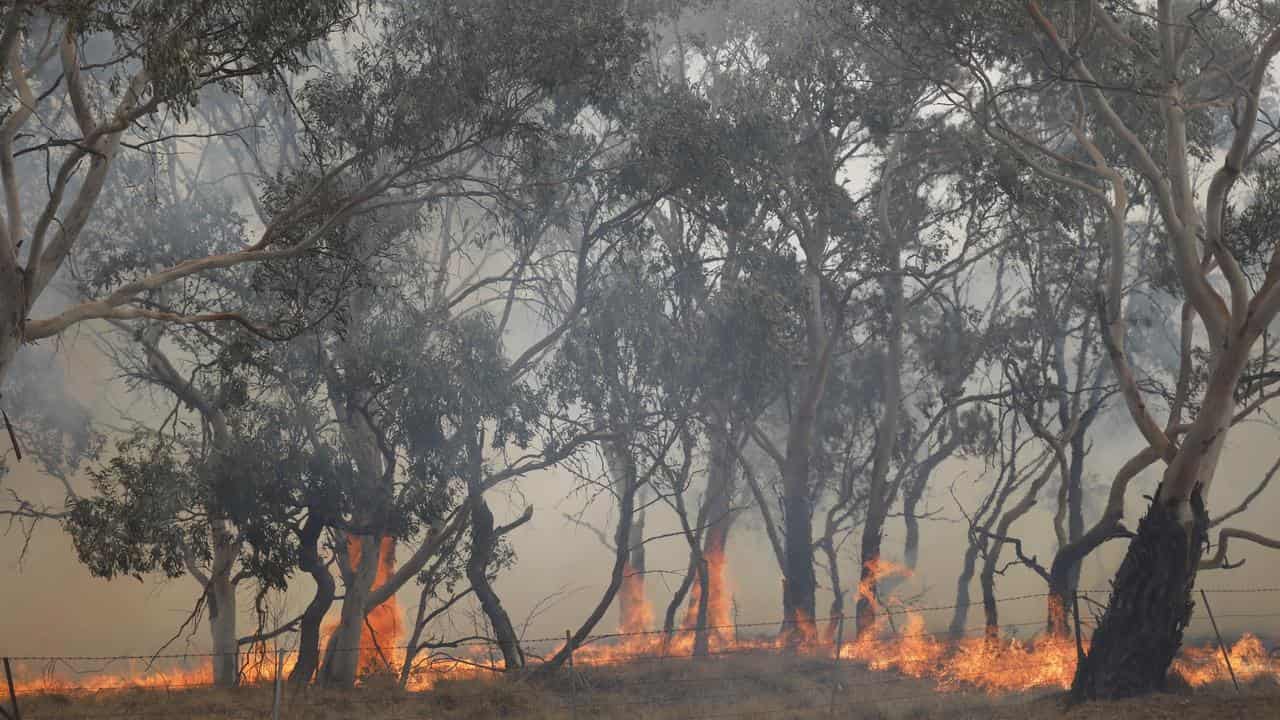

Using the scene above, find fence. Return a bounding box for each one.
[3,587,1280,720]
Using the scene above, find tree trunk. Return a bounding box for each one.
[979,547,999,640]
[466,494,524,670]
[0,261,22,389]
[858,150,907,640]
[781,456,817,642]
[208,564,239,688]
[1046,433,1089,637]
[687,427,735,649]
[1072,486,1208,700]
[1075,336,1248,697]
[692,555,711,656]
[618,494,649,635]
[320,531,381,687]
[948,540,982,638]
[290,513,334,686]
[663,554,697,637]
[207,521,239,688]
[854,521,884,638]
[820,539,843,642]
[1066,431,1086,588]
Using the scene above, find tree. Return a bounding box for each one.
[0,1,356,385]
[850,0,1280,696]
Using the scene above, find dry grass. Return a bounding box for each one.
[14,651,1280,720]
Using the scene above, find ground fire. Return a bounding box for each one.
[12,558,1277,697]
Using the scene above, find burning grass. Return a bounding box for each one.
[13,647,1280,720]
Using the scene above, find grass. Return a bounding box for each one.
[13,650,1280,720]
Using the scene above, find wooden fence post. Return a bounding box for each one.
[566,630,577,720]
[272,649,285,720]
[828,612,845,718]
[3,657,20,720]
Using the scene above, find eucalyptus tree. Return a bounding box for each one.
[848,0,1280,696]
[0,1,357,387]
[539,254,700,671]
[674,0,929,638]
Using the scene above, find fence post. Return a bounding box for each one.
[1200,589,1240,693]
[3,657,20,720]
[272,649,285,720]
[828,613,845,719]
[565,629,577,720]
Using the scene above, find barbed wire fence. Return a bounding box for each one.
[3,587,1279,720]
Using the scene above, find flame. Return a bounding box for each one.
[618,562,653,635]
[348,536,404,674]
[12,554,1277,697]
[1173,633,1276,686]
[681,546,734,644]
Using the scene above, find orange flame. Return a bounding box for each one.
[681,546,734,644]
[348,536,404,674]
[11,555,1277,697]
[618,562,654,635]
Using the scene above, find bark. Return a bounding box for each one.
[1072,486,1209,700]
[947,540,982,638]
[188,516,240,689]
[663,555,698,637]
[1044,432,1092,636]
[0,260,22,389]
[855,525,885,638]
[820,538,843,641]
[780,460,818,641]
[208,543,239,688]
[290,513,334,686]
[466,493,525,670]
[692,555,711,657]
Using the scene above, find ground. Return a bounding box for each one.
[14,651,1280,719]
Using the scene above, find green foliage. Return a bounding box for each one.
[66,437,204,581]
[55,0,353,113]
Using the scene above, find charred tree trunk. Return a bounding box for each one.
[291,513,335,686]
[979,550,999,639]
[855,522,885,638]
[900,474,926,578]
[820,538,844,641]
[689,427,735,650]
[466,493,525,671]
[664,553,697,638]
[948,540,982,638]
[1065,432,1086,587]
[1045,436,1090,636]
[1072,487,1209,700]
[1046,448,1157,635]
[781,459,818,641]
[692,555,711,656]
